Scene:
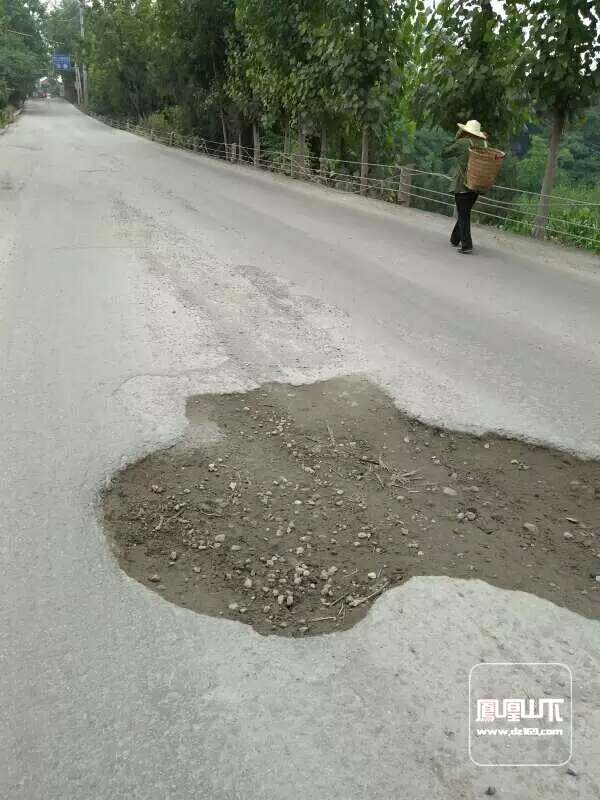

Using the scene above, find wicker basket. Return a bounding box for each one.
[466,147,505,192]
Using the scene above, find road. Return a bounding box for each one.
[1,99,599,799]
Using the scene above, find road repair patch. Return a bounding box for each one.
[102,376,600,636]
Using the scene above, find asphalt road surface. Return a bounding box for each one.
[1,99,599,799]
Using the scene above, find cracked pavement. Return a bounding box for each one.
[1,100,599,799]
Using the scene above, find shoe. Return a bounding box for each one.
[457,246,473,254]
[450,240,459,247]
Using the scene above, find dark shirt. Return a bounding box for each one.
[443,136,488,192]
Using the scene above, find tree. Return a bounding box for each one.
[318,0,422,191]
[510,0,600,236]
[156,0,235,143]
[46,0,82,102]
[561,105,600,186]
[515,133,575,192]
[226,22,264,163]
[86,0,159,117]
[0,0,47,108]
[418,0,528,145]
[291,0,343,169]
[234,0,312,163]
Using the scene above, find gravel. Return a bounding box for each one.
[103,377,600,636]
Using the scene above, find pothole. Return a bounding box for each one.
[102,376,600,636]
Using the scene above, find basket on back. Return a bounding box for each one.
[466,147,505,192]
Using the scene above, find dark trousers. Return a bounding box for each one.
[451,191,479,250]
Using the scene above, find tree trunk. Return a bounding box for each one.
[360,125,369,195]
[296,127,306,177]
[533,112,565,238]
[74,64,82,106]
[220,110,228,160]
[253,122,260,167]
[320,124,327,179]
[284,120,290,154]
[284,120,291,175]
[82,65,88,110]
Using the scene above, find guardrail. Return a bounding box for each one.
[87,111,600,253]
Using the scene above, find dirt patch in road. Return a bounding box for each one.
[102,377,600,636]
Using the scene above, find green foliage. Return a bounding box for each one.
[514,116,600,196]
[0,102,15,126]
[155,0,235,134]
[502,185,600,254]
[46,0,81,97]
[405,125,450,174]
[46,0,80,55]
[86,0,160,117]
[317,0,424,134]
[562,107,600,186]
[234,0,314,126]
[515,135,560,192]
[507,0,600,224]
[43,0,600,252]
[418,0,529,144]
[225,22,261,123]
[0,0,47,107]
[141,106,190,134]
[510,0,600,122]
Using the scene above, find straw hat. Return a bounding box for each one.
[457,120,487,139]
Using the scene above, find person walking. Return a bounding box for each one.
[443,120,488,254]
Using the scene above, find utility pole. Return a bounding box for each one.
[78,0,88,109]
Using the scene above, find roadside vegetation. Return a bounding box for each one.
[0,0,46,124]
[4,0,600,250]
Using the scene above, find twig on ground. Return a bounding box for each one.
[300,432,322,445]
[326,424,336,447]
[326,592,349,608]
[400,468,422,478]
[358,456,380,466]
[324,570,358,608]
[350,581,390,608]
[166,508,185,523]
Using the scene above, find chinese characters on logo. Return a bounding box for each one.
[476,698,564,724]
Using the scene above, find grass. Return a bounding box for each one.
[489,185,600,254]
[0,105,15,129]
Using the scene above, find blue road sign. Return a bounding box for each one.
[52,53,71,71]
